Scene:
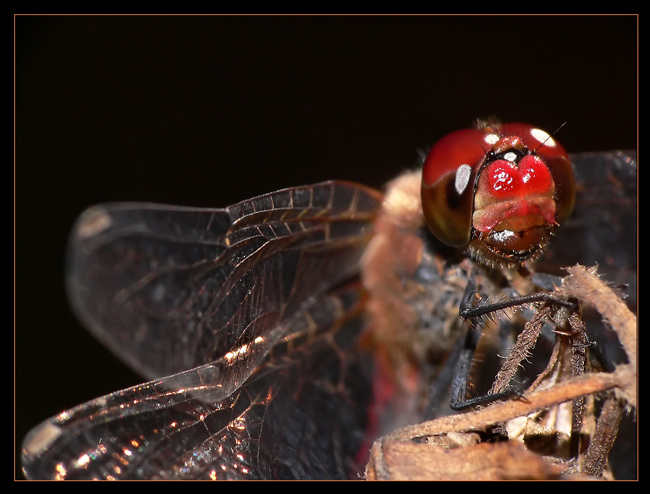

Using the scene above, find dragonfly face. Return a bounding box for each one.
[20,123,636,480]
[421,122,575,268]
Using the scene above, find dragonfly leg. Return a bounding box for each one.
[459,275,578,322]
[448,321,528,411]
[448,272,579,411]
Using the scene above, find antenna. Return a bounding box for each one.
[535,121,567,152]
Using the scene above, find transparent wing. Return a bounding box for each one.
[22,180,383,480]
[65,181,382,380]
[23,151,636,480]
[22,284,373,480]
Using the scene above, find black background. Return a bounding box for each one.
[15,14,637,479]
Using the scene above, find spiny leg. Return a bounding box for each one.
[447,271,580,411]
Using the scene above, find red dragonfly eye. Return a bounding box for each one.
[421,122,576,265]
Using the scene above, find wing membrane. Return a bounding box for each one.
[66,181,382,379]
[24,151,636,480]
[22,284,373,479]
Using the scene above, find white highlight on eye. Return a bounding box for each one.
[485,133,499,145]
[531,128,556,147]
[455,164,472,195]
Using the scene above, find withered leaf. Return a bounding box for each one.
[367,437,562,480]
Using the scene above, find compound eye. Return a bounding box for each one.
[499,123,575,226]
[421,128,493,247]
[421,123,576,266]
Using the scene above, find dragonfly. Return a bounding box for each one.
[20,122,636,480]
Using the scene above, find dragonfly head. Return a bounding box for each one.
[421,122,576,267]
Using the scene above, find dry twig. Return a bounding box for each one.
[365,265,636,480]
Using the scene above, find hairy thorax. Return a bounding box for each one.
[361,170,532,429]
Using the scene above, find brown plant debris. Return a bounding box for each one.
[365,265,637,480]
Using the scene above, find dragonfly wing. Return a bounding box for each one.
[22,284,373,480]
[66,181,382,380]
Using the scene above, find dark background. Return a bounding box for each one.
[15,15,637,478]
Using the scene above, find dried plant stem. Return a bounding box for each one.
[380,365,634,444]
[366,265,637,480]
[560,265,636,371]
[583,395,626,478]
[490,305,552,395]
